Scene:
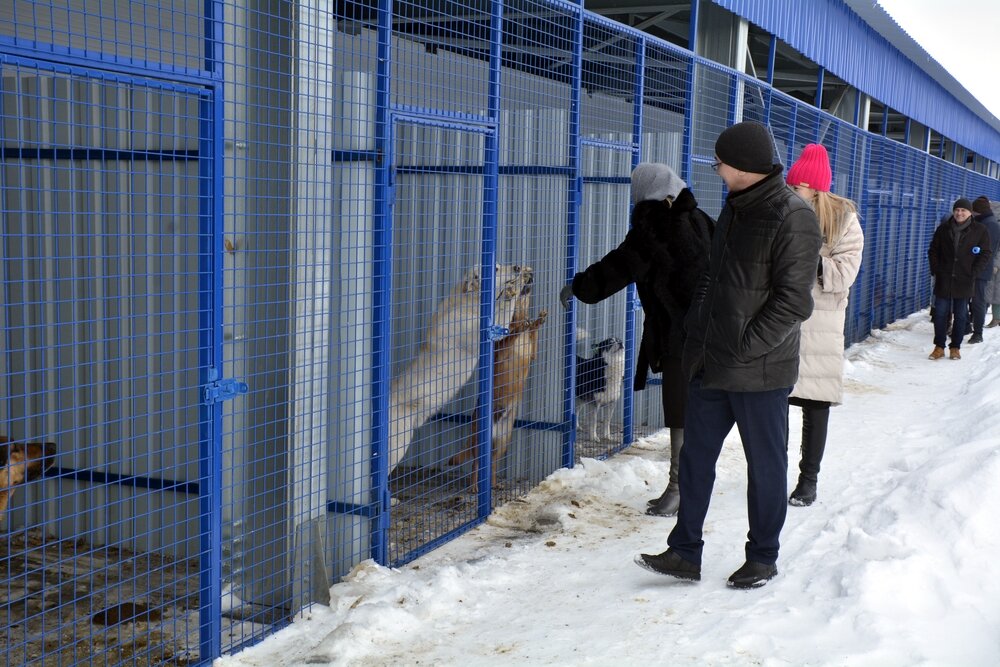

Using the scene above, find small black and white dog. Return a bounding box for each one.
[575,336,626,442]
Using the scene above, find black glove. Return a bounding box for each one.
[559,284,574,310]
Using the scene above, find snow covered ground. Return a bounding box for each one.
[217,310,1000,666]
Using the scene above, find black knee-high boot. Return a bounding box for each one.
[647,427,684,516]
[789,404,829,506]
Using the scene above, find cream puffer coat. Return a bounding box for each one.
[790,211,864,405]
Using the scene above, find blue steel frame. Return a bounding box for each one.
[475,0,505,517]
[199,1,226,660]
[4,0,1000,663]
[370,0,395,568]
[562,5,584,472]
[198,92,224,667]
[622,33,646,451]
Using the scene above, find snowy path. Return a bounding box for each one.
[219,311,1000,667]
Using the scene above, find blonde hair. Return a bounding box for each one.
[811,190,858,243]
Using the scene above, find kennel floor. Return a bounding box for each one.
[0,528,203,666]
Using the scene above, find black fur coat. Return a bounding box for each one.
[571,188,715,391]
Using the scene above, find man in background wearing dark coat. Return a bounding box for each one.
[968,196,1000,344]
[928,198,992,359]
[634,121,822,589]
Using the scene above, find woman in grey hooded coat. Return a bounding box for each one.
[560,163,714,516]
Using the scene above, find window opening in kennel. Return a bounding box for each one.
[0,60,220,665]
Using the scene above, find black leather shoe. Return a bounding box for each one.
[969,333,984,344]
[727,560,777,589]
[634,549,700,581]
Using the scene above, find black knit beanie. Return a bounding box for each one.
[953,197,973,212]
[972,196,992,216]
[714,121,780,174]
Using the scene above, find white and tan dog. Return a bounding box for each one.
[388,264,533,473]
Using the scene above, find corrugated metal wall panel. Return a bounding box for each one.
[712,0,1000,162]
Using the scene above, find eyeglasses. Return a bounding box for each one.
[711,160,722,172]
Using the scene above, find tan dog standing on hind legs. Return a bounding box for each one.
[0,436,56,521]
[388,264,534,475]
[450,284,547,488]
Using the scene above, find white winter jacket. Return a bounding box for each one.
[790,211,865,405]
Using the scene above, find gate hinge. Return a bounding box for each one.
[204,377,249,405]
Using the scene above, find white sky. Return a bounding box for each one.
[217,310,1000,666]
[878,0,1000,120]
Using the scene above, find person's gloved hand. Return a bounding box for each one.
[559,284,574,310]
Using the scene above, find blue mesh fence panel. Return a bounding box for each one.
[0,58,212,663]
[3,0,1000,663]
[492,0,576,502]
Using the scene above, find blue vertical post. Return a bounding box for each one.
[786,103,798,167]
[474,0,504,515]
[563,5,583,471]
[763,35,776,125]
[0,64,11,462]
[621,35,645,449]
[681,1,699,183]
[198,1,225,660]
[197,90,224,667]
[766,35,776,85]
[844,126,864,344]
[814,67,824,112]
[688,0,700,53]
[370,0,394,565]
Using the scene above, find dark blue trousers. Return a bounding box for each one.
[933,296,969,348]
[667,374,790,566]
[971,279,989,336]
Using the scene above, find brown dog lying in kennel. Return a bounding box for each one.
[450,284,547,488]
[0,436,55,520]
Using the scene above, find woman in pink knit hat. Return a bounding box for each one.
[784,143,865,506]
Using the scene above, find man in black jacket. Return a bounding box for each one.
[635,121,822,589]
[928,198,992,358]
[967,196,1000,344]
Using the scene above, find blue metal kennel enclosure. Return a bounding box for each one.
[1,0,999,664]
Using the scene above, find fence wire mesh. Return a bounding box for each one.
[1,0,999,664]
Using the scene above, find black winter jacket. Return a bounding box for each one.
[570,188,715,390]
[929,217,992,299]
[682,167,822,392]
[974,212,1000,281]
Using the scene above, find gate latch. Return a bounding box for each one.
[204,377,249,405]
